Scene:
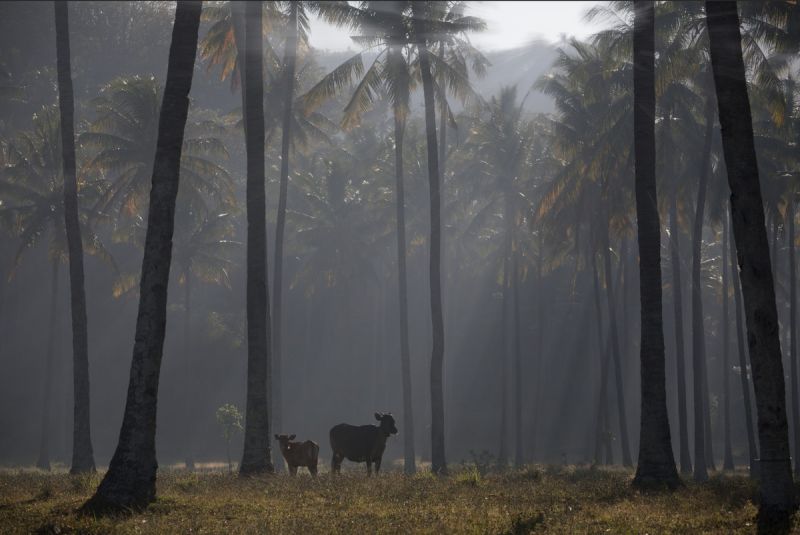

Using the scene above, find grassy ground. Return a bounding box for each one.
[0,463,788,534]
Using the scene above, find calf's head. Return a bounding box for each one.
[274,434,297,451]
[375,413,398,435]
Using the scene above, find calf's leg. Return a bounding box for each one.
[289,465,297,476]
[366,461,372,475]
[375,457,382,474]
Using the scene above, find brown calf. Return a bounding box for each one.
[275,434,319,476]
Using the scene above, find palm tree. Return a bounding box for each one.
[749,68,800,479]
[289,148,391,294]
[82,0,202,512]
[200,0,352,452]
[1,106,110,472]
[239,0,273,476]
[198,0,279,127]
[80,76,234,229]
[536,39,635,466]
[270,0,299,447]
[429,2,488,179]
[1,114,65,474]
[173,206,239,470]
[592,1,760,477]
[302,0,422,471]
[269,0,355,446]
[705,0,794,526]
[672,0,800,481]
[88,95,236,472]
[631,0,679,488]
[667,165,691,474]
[299,0,486,472]
[729,206,759,475]
[720,211,734,471]
[411,0,445,474]
[689,92,715,482]
[460,86,536,467]
[788,186,799,479]
[54,0,95,475]
[593,0,701,476]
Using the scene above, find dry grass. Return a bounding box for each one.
[0,463,788,534]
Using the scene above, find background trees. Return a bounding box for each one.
[2,6,800,523]
[0,106,109,471]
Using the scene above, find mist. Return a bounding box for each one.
[2,1,800,531]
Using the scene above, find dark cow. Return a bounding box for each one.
[329,413,398,474]
[274,434,319,476]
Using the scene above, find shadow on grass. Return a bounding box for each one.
[698,473,758,510]
[502,512,545,535]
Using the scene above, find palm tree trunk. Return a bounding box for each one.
[602,221,633,467]
[498,190,513,468]
[240,0,274,476]
[0,258,5,359]
[722,212,734,471]
[37,260,59,471]
[417,31,446,475]
[299,295,312,403]
[438,41,447,175]
[702,341,716,471]
[788,197,800,478]
[691,96,715,482]
[531,231,545,462]
[632,0,679,487]
[591,250,613,465]
[706,1,794,523]
[670,189,692,474]
[393,113,416,474]
[770,214,778,278]
[620,237,631,378]
[498,236,510,468]
[730,207,759,476]
[513,234,523,467]
[54,0,95,475]
[183,273,194,471]
[226,438,232,474]
[81,1,202,512]
[272,2,298,454]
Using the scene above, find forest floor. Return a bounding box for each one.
[0,463,789,534]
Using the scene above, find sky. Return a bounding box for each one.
[308,1,604,53]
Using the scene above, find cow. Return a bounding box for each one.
[274,434,319,476]
[329,412,398,475]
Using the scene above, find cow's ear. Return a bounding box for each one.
[274,434,280,440]
[289,434,296,440]
[375,412,382,421]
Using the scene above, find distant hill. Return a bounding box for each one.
[477,40,560,113]
[311,40,561,117]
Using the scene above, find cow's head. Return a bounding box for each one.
[375,412,398,436]
[274,434,296,449]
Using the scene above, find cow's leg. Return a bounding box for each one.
[332,453,342,474]
[289,465,297,476]
[366,461,372,476]
[309,461,318,477]
[375,457,382,474]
